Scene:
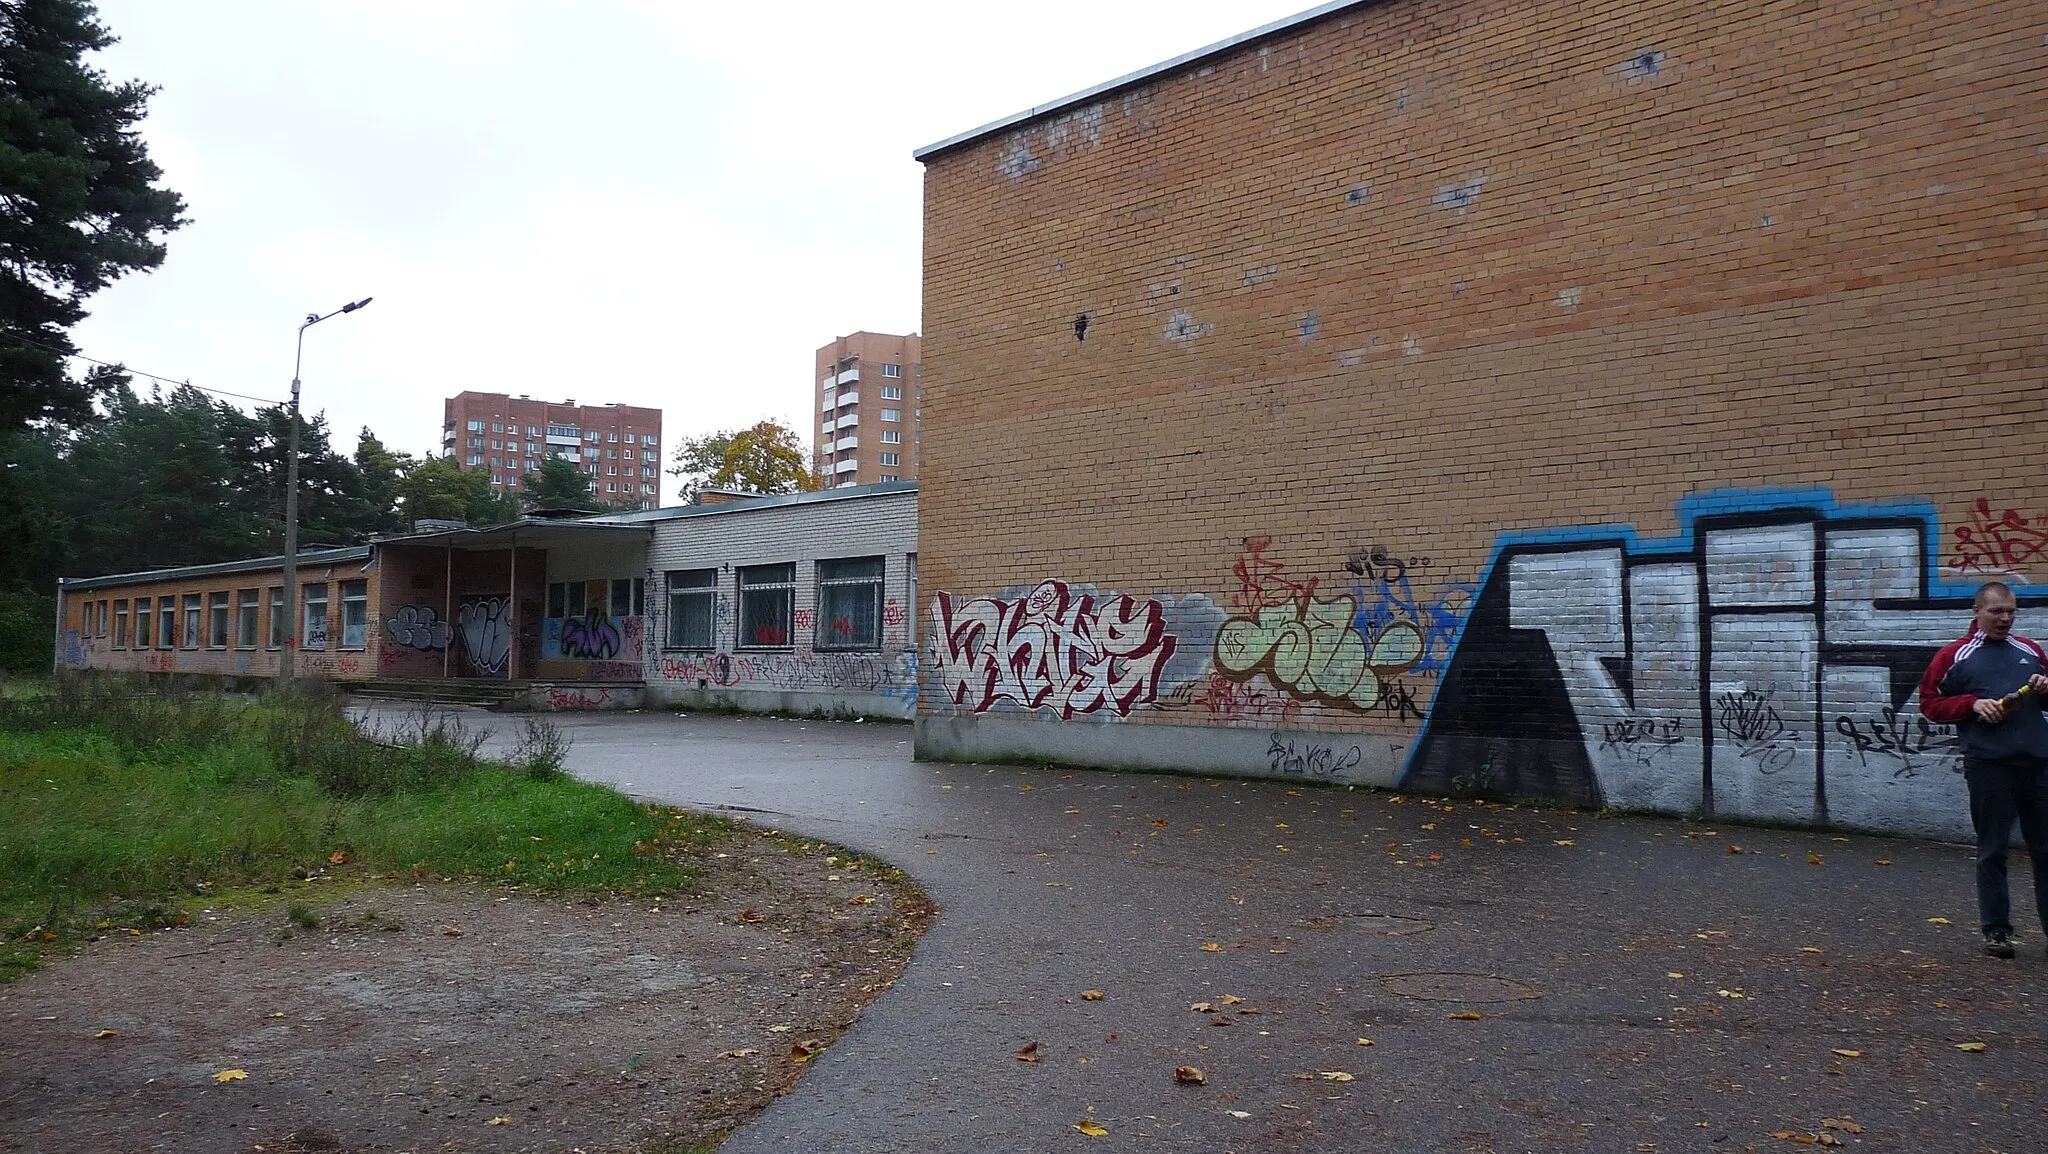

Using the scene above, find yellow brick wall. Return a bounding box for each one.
[916,0,2048,828]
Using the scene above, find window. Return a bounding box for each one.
[134,598,152,650]
[643,450,655,462]
[643,434,656,446]
[879,475,898,482]
[491,439,502,450]
[880,384,901,400]
[880,452,900,467]
[606,448,617,459]
[95,600,107,635]
[642,483,655,495]
[237,589,259,648]
[466,419,484,431]
[181,595,202,648]
[467,454,483,466]
[610,578,634,616]
[585,430,601,442]
[608,432,618,442]
[881,408,901,422]
[208,592,230,648]
[303,585,329,650]
[883,364,901,378]
[548,424,577,438]
[665,569,716,649]
[340,580,368,649]
[606,483,615,493]
[489,457,499,468]
[492,422,503,432]
[158,597,176,648]
[737,563,795,648]
[816,557,884,651]
[113,600,129,648]
[269,587,285,648]
[881,429,901,444]
[527,426,540,437]
[467,436,483,448]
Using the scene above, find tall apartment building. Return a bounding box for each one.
[442,392,663,510]
[815,332,921,488]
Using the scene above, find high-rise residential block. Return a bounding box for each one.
[442,392,663,509]
[815,332,921,488]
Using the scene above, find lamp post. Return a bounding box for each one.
[280,297,372,687]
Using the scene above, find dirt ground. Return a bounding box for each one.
[0,825,934,1154]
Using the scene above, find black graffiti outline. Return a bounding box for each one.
[1267,732,1364,779]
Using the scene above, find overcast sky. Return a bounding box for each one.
[74,0,1309,493]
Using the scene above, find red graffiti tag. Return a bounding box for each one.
[1231,536,1316,614]
[882,598,907,627]
[929,580,1176,720]
[1949,498,2048,575]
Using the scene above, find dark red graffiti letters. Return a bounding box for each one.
[929,581,1177,720]
[1948,497,2048,575]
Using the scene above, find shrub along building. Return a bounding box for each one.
[910,0,2048,841]
[54,482,918,717]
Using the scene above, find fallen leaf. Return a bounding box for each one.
[1019,785,1034,792]
[1014,1042,1040,1063]
[1831,1048,1862,1058]
[440,926,463,937]
[738,907,766,924]
[1189,1002,1215,1013]
[1081,989,1105,1001]
[788,1041,817,1063]
[1319,1071,1355,1082]
[848,895,875,905]
[212,1069,248,1083]
[328,850,349,864]
[766,1025,793,1033]
[1821,1118,1863,1134]
[487,1117,508,1126]
[1355,1038,1374,1046]
[1448,1012,1483,1021]
[1807,854,1824,865]
[1218,994,1246,1005]
[1554,839,1576,846]
[1200,943,1223,953]
[1236,1007,1263,1016]
[1268,948,1289,955]
[1174,1065,1207,1085]
[1875,859,1893,866]
[715,1048,758,1059]
[1927,917,1951,925]
[93,1029,117,1038]
[1955,1041,1987,1052]
[1226,1110,1252,1119]
[1717,989,1745,999]
[1816,1134,1843,1148]
[1667,972,1687,979]
[1800,947,1824,954]
[1075,1120,1108,1137]
[1727,844,1744,855]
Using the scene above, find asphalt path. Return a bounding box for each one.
[354,705,2048,1153]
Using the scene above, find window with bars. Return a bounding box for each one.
[816,556,883,651]
[737,563,795,648]
[665,569,717,649]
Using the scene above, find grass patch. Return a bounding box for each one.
[0,674,728,982]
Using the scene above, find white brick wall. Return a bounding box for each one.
[642,487,919,717]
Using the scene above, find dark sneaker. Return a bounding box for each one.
[1985,930,2016,959]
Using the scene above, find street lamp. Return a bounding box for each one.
[280,296,372,687]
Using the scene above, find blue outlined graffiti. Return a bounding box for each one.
[1351,575,1475,676]
[1403,488,2039,840]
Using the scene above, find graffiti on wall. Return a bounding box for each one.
[1213,538,1428,713]
[657,650,920,714]
[1946,497,2048,578]
[1403,489,2023,833]
[458,598,511,676]
[62,629,85,668]
[542,613,643,663]
[386,605,451,652]
[927,580,1215,720]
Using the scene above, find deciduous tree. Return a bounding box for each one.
[669,420,816,502]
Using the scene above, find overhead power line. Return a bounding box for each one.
[1,331,286,406]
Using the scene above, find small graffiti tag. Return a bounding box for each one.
[1715,687,1796,775]
[1266,733,1363,779]
[1834,708,1961,779]
[1948,497,2048,576]
[1600,716,1685,765]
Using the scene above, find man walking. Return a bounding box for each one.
[1920,582,2048,958]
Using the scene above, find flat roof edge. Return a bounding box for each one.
[912,0,1374,162]
[60,547,372,592]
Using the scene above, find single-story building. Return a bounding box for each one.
[54,482,916,718]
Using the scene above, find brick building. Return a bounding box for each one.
[814,332,921,487]
[56,482,919,718]
[911,0,2048,840]
[442,391,663,509]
